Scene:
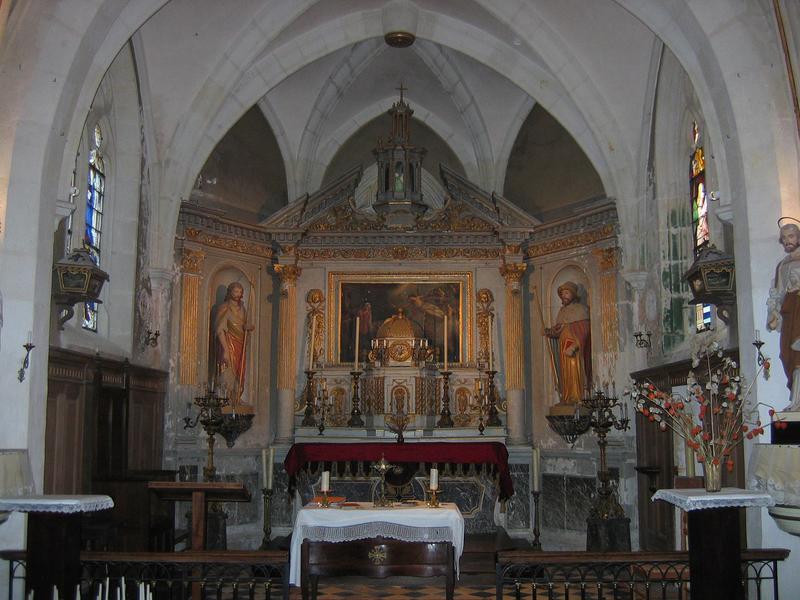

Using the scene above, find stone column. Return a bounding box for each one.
[178,248,205,386]
[500,261,527,444]
[274,264,302,443]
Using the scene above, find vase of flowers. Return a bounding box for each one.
[626,340,780,493]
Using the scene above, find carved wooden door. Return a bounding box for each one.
[635,412,675,551]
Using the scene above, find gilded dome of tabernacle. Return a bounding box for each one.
[376,309,419,339]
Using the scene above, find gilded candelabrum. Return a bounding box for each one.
[317,384,333,435]
[259,488,274,549]
[183,386,230,481]
[485,370,501,426]
[437,370,454,427]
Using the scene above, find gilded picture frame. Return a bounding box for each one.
[327,272,474,365]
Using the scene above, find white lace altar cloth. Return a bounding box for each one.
[289,501,465,585]
[0,494,114,514]
[748,443,800,506]
[652,488,775,511]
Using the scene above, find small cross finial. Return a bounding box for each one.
[396,82,407,102]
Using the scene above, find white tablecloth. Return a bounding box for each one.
[0,494,113,513]
[289,501,465,585]
[652,488,774,511]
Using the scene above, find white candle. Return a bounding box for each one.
[321,470,330,492]
[531,448,541,492]
[488,314,494,371]
[429,468,438,490]
[262,448,268,487]
[267,447,274,489]
[354,316,360,370]
[755,329,761,342]
[309,315,316,370]
[444,315,448,371]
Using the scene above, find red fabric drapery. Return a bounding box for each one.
[284,441,514,500]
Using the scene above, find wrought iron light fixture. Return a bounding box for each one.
[52,248,109,328]
[683,244,736,324]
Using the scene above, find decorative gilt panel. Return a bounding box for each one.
[305,289,325,368]
[476,289,495,367]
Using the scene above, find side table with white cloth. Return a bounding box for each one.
[0,495,114,597]
[290,501,465,600]
[652,488,774,600]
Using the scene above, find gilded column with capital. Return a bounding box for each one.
[178,248,205,385]
[500,261,527,444]
[274,263,302,443]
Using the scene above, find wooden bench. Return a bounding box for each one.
[301,537,454,600]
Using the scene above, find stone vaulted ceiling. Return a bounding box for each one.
[134,0,659,227]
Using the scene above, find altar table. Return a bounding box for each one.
[147,481,250,550]
[289,501,465,589]
[0,495,114,597]
[284,441,514,499]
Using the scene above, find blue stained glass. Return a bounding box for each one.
[83,301,98,331]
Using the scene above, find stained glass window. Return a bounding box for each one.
[82,123,105,331]
[690,122,712,331]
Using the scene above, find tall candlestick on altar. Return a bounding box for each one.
[444,315,448,371]
[531,447,541,492]
[309,314,316,370]
[354,316,360,370]
[488,314,494,372]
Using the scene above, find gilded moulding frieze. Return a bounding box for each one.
[416,200,495,232]
[296,247,503,261]
[326,271,474,365]
[526,224,616,258]
[184,227,273,259]
[180,248,206,274]
[308,204,385,232]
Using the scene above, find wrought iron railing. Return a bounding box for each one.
[495,549,790,600]
[81,551,289,600]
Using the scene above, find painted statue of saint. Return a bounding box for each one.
[767,220,800,411]
[545,281,592,404]
[214,281,255,405]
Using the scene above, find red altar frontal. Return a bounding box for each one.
[284,441,514,500]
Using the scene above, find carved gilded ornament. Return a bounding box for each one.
[592,246,619,272]
[415,200,495,232]
[500,262,527,294]
[180,248,206,274]
[306,289,325,368]
[504,244,522,255]
[184,228,273,258]
[476,289,495,365]
[308,203,385,232]
[527,224,616,258]
[274,264,301,287]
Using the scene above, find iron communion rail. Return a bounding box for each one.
[495,549,790,600]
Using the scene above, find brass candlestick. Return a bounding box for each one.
[437,371,454,427]
[427,488,440,508]
[259,488,274,549]
[301,370,317,427]
[486,370,501,426]
[348,370,365,427]
[320,490,331,508]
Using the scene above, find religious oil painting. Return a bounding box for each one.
[328,272,474,366]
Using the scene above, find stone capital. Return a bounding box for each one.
[500,262,527,292]
[274,264,302,287]
[180,248,205,274]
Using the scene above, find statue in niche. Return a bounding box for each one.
[767,219,800,411]
[214,281,255,406]
[544,281,592,404]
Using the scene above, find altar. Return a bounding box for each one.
[284,441,512,534]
